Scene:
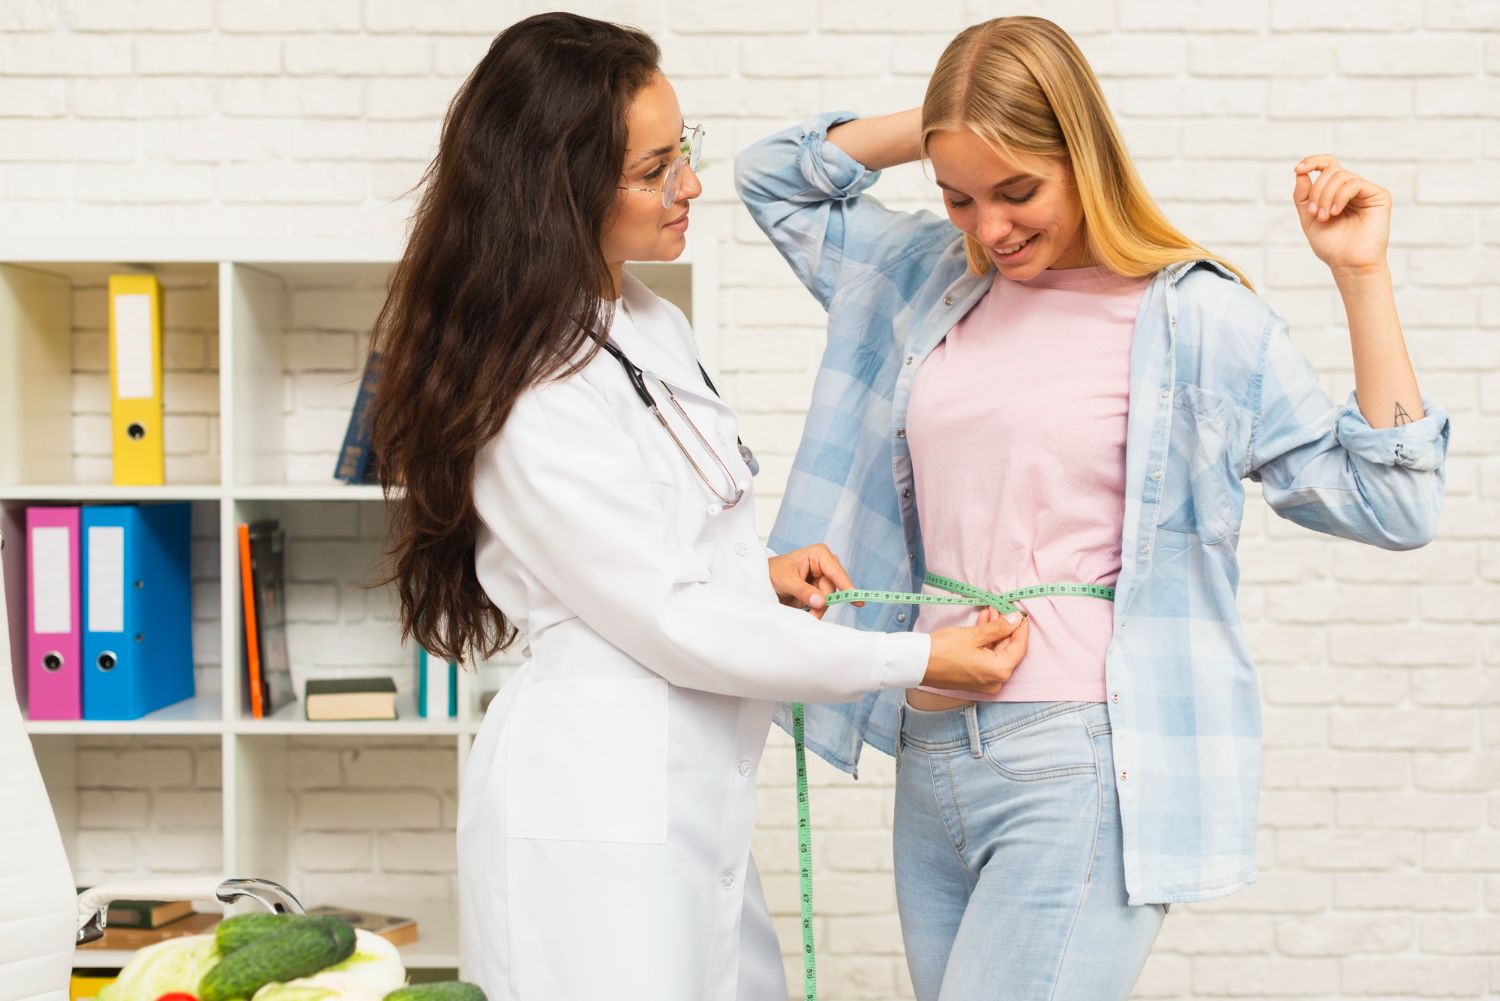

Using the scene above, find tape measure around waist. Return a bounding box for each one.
[790,572,1113,1000]
[826,572,1116,615]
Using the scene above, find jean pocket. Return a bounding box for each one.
[981,703,1098,782]
[505,677,669,844]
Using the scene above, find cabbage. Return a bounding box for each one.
[250,930,406,1001]
[96,934,219,1001]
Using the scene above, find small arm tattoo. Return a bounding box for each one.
[1394,402,1414,426]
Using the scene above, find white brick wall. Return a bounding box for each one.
[8,1,1498,996]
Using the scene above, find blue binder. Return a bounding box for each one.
[81,502,195,720]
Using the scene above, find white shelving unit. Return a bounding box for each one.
[0,238,716,972]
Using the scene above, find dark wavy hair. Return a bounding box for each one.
[368,13,661,663]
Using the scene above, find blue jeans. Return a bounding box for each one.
[893,699,1166,1001]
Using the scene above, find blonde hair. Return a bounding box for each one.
[921,17,1253,289]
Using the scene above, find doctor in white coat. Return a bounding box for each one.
[367,14,1030,1001]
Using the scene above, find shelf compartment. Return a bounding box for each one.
[4,498,223,726]
[0,260,220,490]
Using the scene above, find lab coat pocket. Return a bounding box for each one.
[505,677,669,844]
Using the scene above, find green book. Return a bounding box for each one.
[304,676,398,721]
[76,889,193,928]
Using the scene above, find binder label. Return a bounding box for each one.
[31,526,71,634]
[113,294,155,400]
[87,526,125,633]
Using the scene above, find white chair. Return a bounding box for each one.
[0,527,75,1001]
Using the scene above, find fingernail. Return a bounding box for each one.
[1004,612,1022,624]
[809,594,825,608]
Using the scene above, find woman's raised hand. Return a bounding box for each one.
[1293,154,1392,277]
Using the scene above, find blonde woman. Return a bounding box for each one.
[736,16,1449,999]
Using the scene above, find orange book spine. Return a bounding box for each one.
[238,523,263,718]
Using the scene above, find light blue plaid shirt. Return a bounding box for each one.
[735,112,1452,904]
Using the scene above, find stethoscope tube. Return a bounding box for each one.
[595,338,758,506]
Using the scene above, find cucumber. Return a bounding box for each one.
[199,916,356,1001]
[215,912,298,954]
[385,983,487,1001]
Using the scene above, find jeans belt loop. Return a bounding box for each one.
[964,703,982,758]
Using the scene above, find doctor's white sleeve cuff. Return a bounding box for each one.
[879,630,930,690]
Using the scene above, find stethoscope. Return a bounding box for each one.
[595,337,759,510]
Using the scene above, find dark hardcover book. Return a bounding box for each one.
[334,349,383,485]
[305,676,398,721]
[76,894,192,929]
[240,520,294,719]
[306,904,418,947]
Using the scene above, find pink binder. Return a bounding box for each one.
[26,506,81,720]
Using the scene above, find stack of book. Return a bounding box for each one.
[75,895,219,951]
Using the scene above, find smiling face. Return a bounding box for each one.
[600,72,701,286]
[926,127,1093,277]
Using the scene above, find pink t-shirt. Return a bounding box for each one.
[907,264,1150,702]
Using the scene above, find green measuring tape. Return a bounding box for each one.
[788,572,1115,1000]
[826,572,1115,616]
[792,701,817,1001]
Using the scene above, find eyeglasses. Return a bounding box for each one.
[618,125,705,208]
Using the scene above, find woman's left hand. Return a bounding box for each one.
[768,543,862,620]
[1293,154,1391,275]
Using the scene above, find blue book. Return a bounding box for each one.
[81,503,195,720]
[416,647,457,719]
[334,350,382,485]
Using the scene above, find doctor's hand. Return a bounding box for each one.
[768,544,864,621]
[923,609,1031,697]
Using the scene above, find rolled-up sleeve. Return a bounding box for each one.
[734,111,954,310]
[1247,312,1451,550]
[1333,391,1449,473]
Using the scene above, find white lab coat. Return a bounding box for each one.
[456,273,928,1001]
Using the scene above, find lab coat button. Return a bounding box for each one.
[1159,387,1171,401]
[735,543,752,557]
[1150,467,1163,481]
[738,759,752,777]
[721,872,737,890]
[942,294,954,307]
[707,503,722,517]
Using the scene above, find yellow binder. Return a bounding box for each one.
[107,274,164,485]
